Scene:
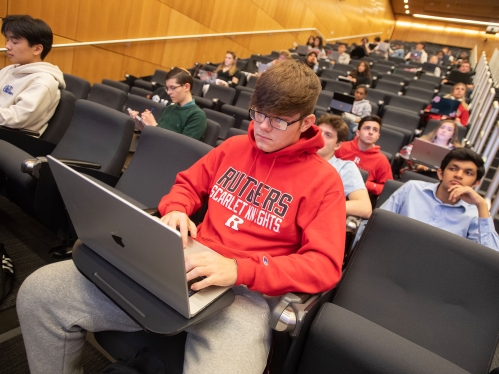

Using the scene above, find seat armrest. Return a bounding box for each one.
[21,156,101,179]
[269,291,330,338]
[0,126,40,137]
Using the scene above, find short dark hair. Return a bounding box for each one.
[166,67,193,91]
[440,148,485,181]
[417,42,425,48]
[358,115,382,130]
[250,59,321,118]
[374,36,381,42]
[1,15,53,60]
[356,84,368,94]
[317,114,349,143]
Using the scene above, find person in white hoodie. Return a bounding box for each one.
[0,15,65,136]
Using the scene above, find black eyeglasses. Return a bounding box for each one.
[165,84,184,93]
[249,108,308,131]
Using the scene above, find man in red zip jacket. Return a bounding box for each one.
[18,59,346,374]
[335,115,393,195]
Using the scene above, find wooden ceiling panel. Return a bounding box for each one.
[391,0,499,24]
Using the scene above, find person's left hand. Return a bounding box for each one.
[185,251,238,291]
[448,185,484,206]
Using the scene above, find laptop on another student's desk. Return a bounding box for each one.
[429,96,461,117]
[296,44,309,55]
[47,156,230,320]
[329,92,356,114]
[198,70,217,84]
[409,138,451,169]
[447,70,472,85]
[409,49,422,61]
[327,50,340,61]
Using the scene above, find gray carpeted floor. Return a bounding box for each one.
[0,195,111,373]
[0,195,62,313]
[0,334,110,373]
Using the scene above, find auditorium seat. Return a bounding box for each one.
[202,119,221,147]
[0,100,134,234]
[87,83,128,111]
[220,91,252,129]
[408,79,439,91]
[204,84,236,106]
[322,80,352,94]
[295,208,499,374]
[0,90,76,157]
[373,80,404,95]
[102,79,130,94]
[404,86,435,102]
[129,87,153,98]
[383,95,427,115]
[203,109,235,144]
[375,126,406,163]
[321,69,343,80]
[63,73,91,100]
[382,106,421,145]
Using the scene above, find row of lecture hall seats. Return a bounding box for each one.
[2,122,499,374]
[1,42,497,373]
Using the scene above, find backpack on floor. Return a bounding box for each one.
[0,243,14,304]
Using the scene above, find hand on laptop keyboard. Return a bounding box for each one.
[187,276,206,297]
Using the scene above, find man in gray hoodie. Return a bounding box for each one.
[343,85,372,140]
[0,15,65,136]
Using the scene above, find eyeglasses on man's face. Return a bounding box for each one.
[249,108,307,131]
[165,84,184,93]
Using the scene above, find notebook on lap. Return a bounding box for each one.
[410,138,451,169]
[429,96,461,117]
[47,156,230,319]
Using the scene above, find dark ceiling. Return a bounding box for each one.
[391,0,499,25]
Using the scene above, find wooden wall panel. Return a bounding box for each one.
[392,16,499,59]
[0,0,395,84]
[72,47,125,83]
[7,0,79,39]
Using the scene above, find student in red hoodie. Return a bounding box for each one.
[335,115,393,195]
[18,60,346,374]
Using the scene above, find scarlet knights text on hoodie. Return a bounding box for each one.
[0,62,66,136]
[335,136,393,195]
[159,122,346,296]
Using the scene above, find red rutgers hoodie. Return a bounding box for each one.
[159,122,346,296]
[335,136,393,195]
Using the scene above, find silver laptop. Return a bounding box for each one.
[258,62,272,74]
[296,44,309,55]
[198,69,217,84]
[47,155,230,319]
[410,138,451,169]
[327,50,340,61]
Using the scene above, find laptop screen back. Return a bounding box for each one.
[409,50,422,61]
[329,92,355,113]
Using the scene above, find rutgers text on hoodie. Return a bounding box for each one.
[335,136,393,195]
[0,62,66,136]
[159,122,346,296]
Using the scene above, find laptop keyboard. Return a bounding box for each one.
[188,276,206,297]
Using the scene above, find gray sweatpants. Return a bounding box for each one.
[17,260,273,374]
